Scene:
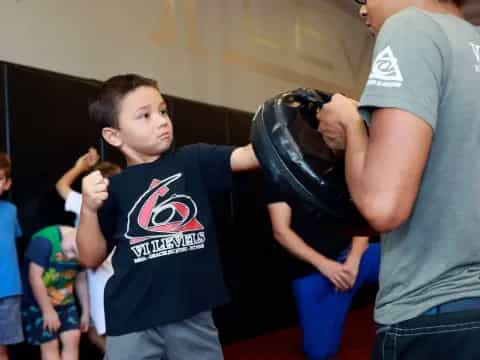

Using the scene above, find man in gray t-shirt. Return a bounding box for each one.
[316,0,480,358]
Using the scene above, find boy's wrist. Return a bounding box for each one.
[313,255,329,273]
[345,254,361,268]
[81,204,99,216]
[73,162,90,173]
[41,305,56,315]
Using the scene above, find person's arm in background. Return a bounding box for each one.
[75,271,90,333]
[56,147,99,200]
[29,262,61,333]
[341,236,369,289]
[268,201,352,291]
[230,144,260,172]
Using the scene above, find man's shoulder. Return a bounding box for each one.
[381,7,439,35]
[375,7,450,60]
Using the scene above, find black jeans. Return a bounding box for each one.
[373,310,480,360]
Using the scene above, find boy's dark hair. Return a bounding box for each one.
[0,152,11,178]
[89,74,159,129]
[93,161,122,178]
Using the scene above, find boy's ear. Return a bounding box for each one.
[102,127,123,148]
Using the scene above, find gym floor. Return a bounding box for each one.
[223,305,375,360]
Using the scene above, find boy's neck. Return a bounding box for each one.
[125,152,162,166]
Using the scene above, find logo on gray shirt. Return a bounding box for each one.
[367,46,404,88]
[470,42,480,72]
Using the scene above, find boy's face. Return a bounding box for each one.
[0,169,12,196]
[357,0,413,36]
[104,86,174,164]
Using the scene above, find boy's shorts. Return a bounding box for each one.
[105,311,223,360]
[0,295,24,345]
[22,303,80,345]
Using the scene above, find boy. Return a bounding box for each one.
[56,148,121,352]
[0,152,23,360]
[22,225,89,360]
[77,74,259,359]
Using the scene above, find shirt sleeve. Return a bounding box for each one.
[65,190,82,216]
[25,236,51,270]
[196,143,235,197]
[98,188,118,253]
[359,10,449,130]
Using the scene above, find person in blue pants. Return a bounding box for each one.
[267,191,380,360]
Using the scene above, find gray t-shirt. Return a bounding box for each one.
[359,7,480,325]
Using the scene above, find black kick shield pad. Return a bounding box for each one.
[251,88,373,235]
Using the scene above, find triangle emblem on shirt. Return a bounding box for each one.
[368,46,404,85]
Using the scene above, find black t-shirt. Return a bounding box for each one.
[98,144,234,336]
[265,186,352,280]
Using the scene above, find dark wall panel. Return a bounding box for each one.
[226,109,252,146]
[214,109,297,343]
[7,64,100,238]
[169,97,228,146]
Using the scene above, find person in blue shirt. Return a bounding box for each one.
[0,152,23,360]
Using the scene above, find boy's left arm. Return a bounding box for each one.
[230,144,260,172]
[75,270,90,332]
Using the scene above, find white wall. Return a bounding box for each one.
[0,0,373,112]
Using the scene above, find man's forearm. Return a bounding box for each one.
[344,116,370,208]
[344,117,392,230]
[77,207,108,268]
